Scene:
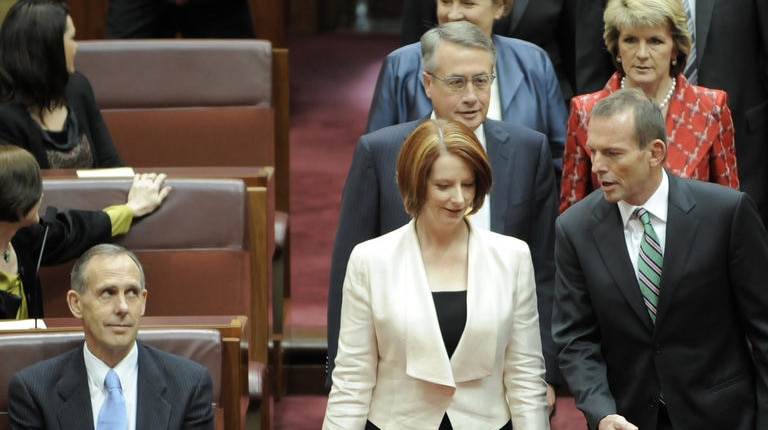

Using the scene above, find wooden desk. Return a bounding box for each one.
[15,315,249,430]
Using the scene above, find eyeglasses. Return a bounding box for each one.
[427,72,496,92]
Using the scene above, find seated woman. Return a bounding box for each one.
[559,0,739,213]
[323,119,549,429]
[366,0,566,170]
[0,145,170,319]
[0,0,122,168]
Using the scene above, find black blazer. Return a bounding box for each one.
[553,173,768,429]
[327,118,559,385]
[9,342,214,430]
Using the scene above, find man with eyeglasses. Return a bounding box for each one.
[327,20,560,415]
[366,1,567,176]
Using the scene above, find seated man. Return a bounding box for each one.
[8,243,214,430]
[327,20,560,412]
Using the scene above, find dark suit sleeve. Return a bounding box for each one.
[8,373,46,430]
[572,0,613,94]
[34,208,113,266]
[400,0,436,45]
[67,72,123,168]
[326,136,381,386]
[528,134,560,385]
[552,216,616,428]
[728,193,768,428]
[759,0,768,92]
[183,366,215,429]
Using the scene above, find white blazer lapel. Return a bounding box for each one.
[450,226,497,382]
[403,221,456,388]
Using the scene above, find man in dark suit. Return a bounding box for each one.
[553,88,768,430]
[8,244,214,430]
[328,20,559,410]
[574,0,768,228]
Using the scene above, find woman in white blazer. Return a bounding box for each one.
[323,119,549,429]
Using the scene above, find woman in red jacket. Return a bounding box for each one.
[559,0,739,213]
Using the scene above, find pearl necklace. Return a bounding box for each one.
[621,76,677,110]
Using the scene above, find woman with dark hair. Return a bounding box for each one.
[0,0,122,168]
[0,145,170,319]
[324,119,548,429]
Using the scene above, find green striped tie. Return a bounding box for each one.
[636,208,663,323]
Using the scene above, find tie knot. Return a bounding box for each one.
[105,369,122,391]
[635,208,652,225]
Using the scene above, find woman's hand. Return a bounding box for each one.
[125,173,172,217]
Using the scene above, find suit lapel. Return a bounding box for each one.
[136,344,172,430]
[450,226,497,383]
[403,222,456,388]
[591,199,654,330]
[484,121,513,232]
[654,175,699,327]
[56,348,96,430]
[696,0,715,64]
[403,223,497,386]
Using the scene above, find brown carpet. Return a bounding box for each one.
[284,32,587,429]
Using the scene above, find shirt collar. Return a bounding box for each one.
[84,340,139,392]
[618,170,670,227]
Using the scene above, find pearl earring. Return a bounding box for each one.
[616,56,622,63]
[672,59,677,66]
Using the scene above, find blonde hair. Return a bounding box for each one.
[603,0,691,77]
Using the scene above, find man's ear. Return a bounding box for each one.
[140,289,148,317]
[67,290,83,319]
[422,71,433,100]
[648,139,667,167]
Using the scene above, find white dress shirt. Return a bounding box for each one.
[84,341,139,430]
[618,170,669,277]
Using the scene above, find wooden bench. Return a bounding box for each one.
[75,42,292,398]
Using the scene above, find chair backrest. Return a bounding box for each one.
[75,39,290,212]
[0,328,223,430]
[38,178,250,319]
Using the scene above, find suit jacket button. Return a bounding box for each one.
[649,398,658,408]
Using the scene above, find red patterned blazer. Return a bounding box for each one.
[560,72,739,213]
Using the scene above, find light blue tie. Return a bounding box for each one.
[682,0,698,84]
[97,369,127,430]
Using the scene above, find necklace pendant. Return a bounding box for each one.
[3,248,9,263]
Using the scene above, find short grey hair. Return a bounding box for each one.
[70,243,146,294]
[421,21,496,74]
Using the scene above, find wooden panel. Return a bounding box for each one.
[250,0,286,47]
[68,0,107,40]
